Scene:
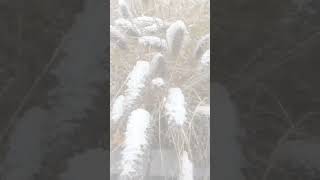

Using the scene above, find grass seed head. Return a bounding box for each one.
[165,87,187,127]
[166,20,188,57]
[119,0,132,19]
[149,53,166,77]
[111,95,126,124]
[125,61,150,108]
[120,108,151,179]
[179,151,194,180]
[200,49,210,66]
[110,25,129,50]
[193,33,210,60]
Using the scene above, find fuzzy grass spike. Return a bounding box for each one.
[111,95,126,124]
[124,61,150,108]
[179,151,194,180]
[165,87,187,127]
[119,109,151,179]
[118,0,132,19]
[110,25,128,50]
[166,20,188,57]
[193,33,210,60]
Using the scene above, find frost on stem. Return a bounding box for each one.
[179,151,194,180]
[193,33,210,60]
[138,36,168,51]
[111,95,125,124]
[165,88,187,127]
[124,61,150,108]
[118,0,132,19]
[166,20,188,57]
[110,25,128,50]
[149,53,166,77]
[115,18,141,36]
[119,109,151,179]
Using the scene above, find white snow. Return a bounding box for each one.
[180,151,194,180]
[111,95,125,123]
[194,33,210,59]
[200,49,210,66]
[141,24,162,34]
[125,61,150,106]
[151,77,165,87]
[110,25,127,49]
[120,109,151,176]
[118,0,132,18]
[165,88,187,126]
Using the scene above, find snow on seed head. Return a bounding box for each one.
[165,88,187,126]
[125,61,150,106]
[110,25,128,50]
[200,49,210,66]
[151,77,165,88]
[120,108,151,177]
[198,49,210,76]
[150,53,166,76]
[194,33,210,60]
[179,151,194,180]
[111,95,125,124]
[166,20,188,57]
[118,0,132,19]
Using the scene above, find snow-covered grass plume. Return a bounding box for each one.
[165,87,187,127]
[110,25,128,50]
[179,151,194,180]
[200,49,210,66]
[119,0,132,19]
[166,20,188,57]
[125,61,150,107]
[151,77,165,87]
[149,53,166,77]
[194,33,210,60]
[111,95,125,123]
[120,109,151,178]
